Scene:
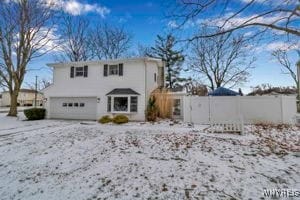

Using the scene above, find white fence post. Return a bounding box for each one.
[280,95,284,124]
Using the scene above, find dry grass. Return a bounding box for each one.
[151,88,173,119]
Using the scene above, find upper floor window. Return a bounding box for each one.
[75,67,84,77]
[104,63,123,77]
[109,65,119,75]
[70,65,88,78]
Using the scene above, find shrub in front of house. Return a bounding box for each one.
[112,115,129,124]
[98,115,112,124]
[146,96,159,122]
[24,108,46,120]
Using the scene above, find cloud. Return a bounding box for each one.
[32,26,62,53]
[5,0,110,17]
[43,0,110,17]
[167,20,179,28]
[265,41,300,51]
[118,12,132,23]
[203,12,292,31]
[63,0,110,17]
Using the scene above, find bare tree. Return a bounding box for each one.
[57,16,93,62]
[169,0,300,39]
[25,78,52,91]
[272,49,299,90]
[137,44,152,57]
[0,0,57,116]
[189,29,254,90]
[90,24,132,59]
[185,80,208,96]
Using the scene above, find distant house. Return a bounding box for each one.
[0,89,44,107]
[208,87,240,96]
[247,87,297,96]
[42,57,164,120]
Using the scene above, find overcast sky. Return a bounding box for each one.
[23,0,299,94]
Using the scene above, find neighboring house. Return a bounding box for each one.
[208,87,240,96]
[1,89,44,107]
[43,57,164,120]
[0,94,2,107]
[247,87,297,96]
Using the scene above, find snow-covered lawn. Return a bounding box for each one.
[0,114,299,200]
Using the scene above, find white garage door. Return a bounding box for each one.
[49,97,97,120]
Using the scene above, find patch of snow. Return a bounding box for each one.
[0,114,299,199]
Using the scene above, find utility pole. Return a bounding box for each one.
[35,76,38,108]
[296,61,300,113]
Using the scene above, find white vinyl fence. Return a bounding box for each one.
[183,96,297,124]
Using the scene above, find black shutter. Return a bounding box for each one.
[70,66,74,78]
[84,65,88,77]
[119,63,123,76]
[107,96,111,112]
[104,64,108,76]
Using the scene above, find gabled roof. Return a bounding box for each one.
[106,88,140,95]
[2,89,40,94]
[208,87,239,96]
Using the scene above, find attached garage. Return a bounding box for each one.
[49,97,97,120]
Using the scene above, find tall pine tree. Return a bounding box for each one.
[148,34,184,89]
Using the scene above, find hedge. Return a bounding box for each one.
[112,115,129,124]
[98,115,112,124]
[24,108,46,120]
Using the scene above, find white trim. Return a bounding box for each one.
[47,57,163,68]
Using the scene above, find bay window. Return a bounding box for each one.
[107,96,138,113]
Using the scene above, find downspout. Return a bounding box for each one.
[297,63,300,112]
[144,58,148,120]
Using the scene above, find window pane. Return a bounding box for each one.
[62,103,67,107]
[113,97,128,112]
[109,65,119,75]
[74,103,79,107]
[68,103,73,107]
[79,103,85,107]
[130,96,138,112]
[75,67,84,76]
[107,96,111,112]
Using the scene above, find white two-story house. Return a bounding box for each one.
[43,57,164,121]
